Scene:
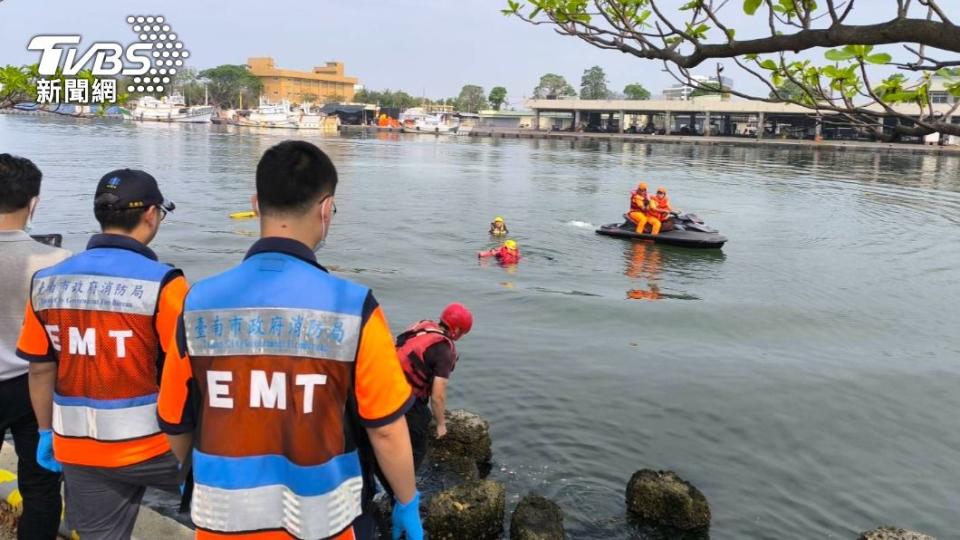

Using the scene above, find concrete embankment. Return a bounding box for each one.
[338,123,960,156]
[465,129,960,156]
[0,444,191,540]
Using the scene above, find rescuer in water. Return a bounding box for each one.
[478,239,521,264]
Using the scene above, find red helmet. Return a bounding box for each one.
[440,303,473,338]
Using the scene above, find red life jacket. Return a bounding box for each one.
[497,247,521,264]
[396,320,457,399]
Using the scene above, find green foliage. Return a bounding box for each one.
[533,73,576,99]
[199,64,263,109]
[504,0,958,136]
[353,88,422,109]
[168,67,208,106]
[623,83,651,100]
[689,82,728,97]
[769,80,806,101]
[0,64,36,108]
[488,86,508,110]
[580,65,610,99]
[824,45,891,65]
[936,68,960,98]
[456,84,488,113]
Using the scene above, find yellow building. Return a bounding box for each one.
[247,57,358,104]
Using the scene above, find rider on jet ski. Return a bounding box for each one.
[629,183,679,235]
[648,187,678,234]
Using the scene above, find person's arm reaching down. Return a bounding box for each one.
[431,377,449,438]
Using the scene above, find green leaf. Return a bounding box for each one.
[947,84,960,98]
[822,66,837,78]
[743,0,762,15]
[743,53,758,61]
[726,28,736,39]
[864,53,891,65]
[529,6,543,17]
[759,59,778,70]
[825,49,855,61]
[771,73,784,87]
[936,68,960,79]
[880,91,918,103]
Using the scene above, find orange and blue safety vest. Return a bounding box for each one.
[158,237,413,540]
[16,233,187,467]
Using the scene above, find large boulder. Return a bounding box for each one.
[425,480,505,540]
[428,409,493,476]
[857,526,937,540]
[0,501,18,539]
[625,469,710,532]
[510,493,564,540]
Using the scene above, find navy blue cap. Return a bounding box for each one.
[94,169,174,212]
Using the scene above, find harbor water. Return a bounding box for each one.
[2,115,959,539]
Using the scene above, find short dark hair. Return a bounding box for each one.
[256,141,337,216]
[0,154,42,213]
[93,197,147,231]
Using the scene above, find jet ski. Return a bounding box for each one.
[596,213,727,249]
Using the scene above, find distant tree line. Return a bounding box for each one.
[532,66,650,101]
[2,60,654,114]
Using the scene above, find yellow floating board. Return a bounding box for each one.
[229,211,257,220]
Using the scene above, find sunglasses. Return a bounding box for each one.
[656,191,665,195]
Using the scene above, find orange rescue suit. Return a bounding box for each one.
[628,191,654,234]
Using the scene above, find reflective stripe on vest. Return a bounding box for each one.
[53,393,160,440]
[396,321,456,399]
[32,247,172,466]
[183,251,370,537]
[191,449,363,538]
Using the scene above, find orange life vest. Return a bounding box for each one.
[630,192,651,213]
[649,196,671,220]
[396,320,457,399]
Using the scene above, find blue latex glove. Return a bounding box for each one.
[391,490,423,540]
[36,429,62,473]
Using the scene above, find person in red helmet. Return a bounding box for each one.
[394,303,473,472]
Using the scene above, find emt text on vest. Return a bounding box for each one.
[207,371,328,412]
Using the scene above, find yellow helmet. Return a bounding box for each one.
[494,216,504,223]
[504,239,517,250]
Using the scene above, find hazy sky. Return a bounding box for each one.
[0,0,923,106]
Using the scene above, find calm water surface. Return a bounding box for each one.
[2,115,959,539]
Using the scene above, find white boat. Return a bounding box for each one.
[400,107,460,134]
[293,102,326,130]
[236,99,298,128]
[131,94,213,123]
